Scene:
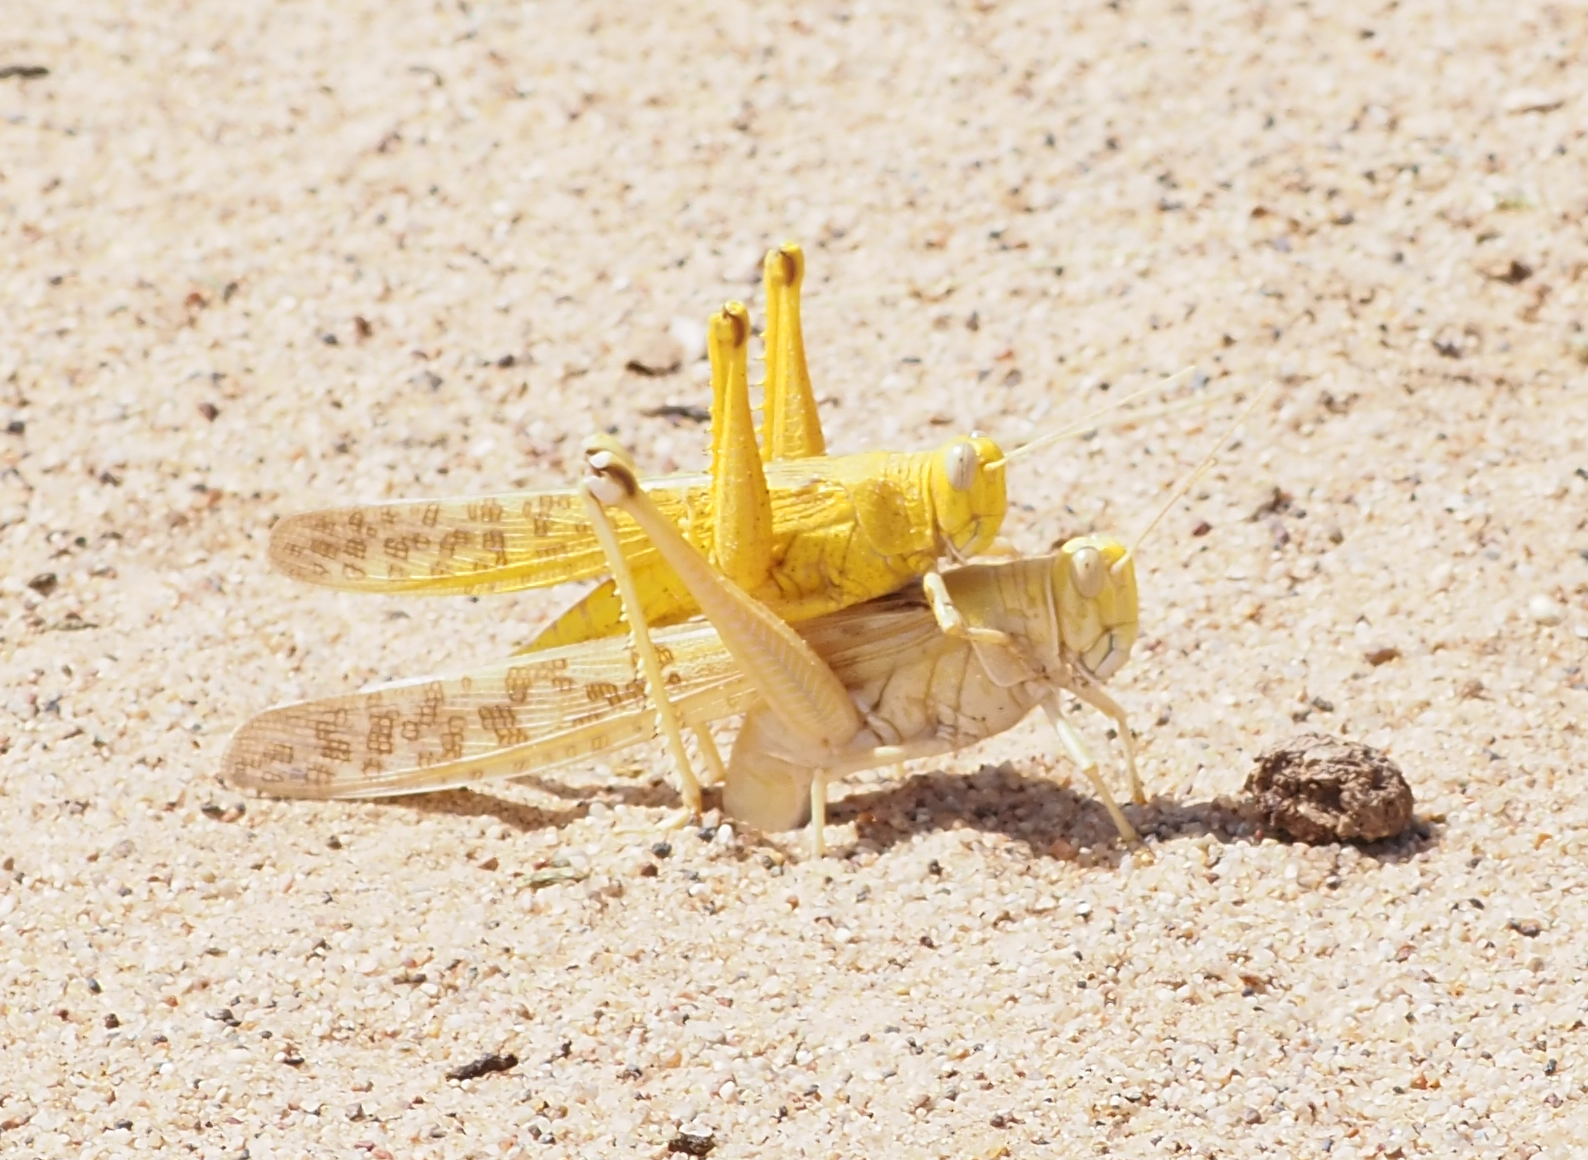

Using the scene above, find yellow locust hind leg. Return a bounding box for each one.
[760,242,826,462]
[520,241,822,655]
[707,302,777,596]
[516,563,698,655]
[522,280,786,656]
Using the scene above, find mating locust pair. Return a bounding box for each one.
[226,243,1249,854]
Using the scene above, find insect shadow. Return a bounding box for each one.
[835,763,1124,855]
[393,789,588,834]
[836,763,1442,864]
[387,772,684,833]
[373,764,1439,865]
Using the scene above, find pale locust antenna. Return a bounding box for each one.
[1114,381,1276,576]
[988,365,1199,472]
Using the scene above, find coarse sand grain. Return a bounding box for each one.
[3,1,1588,1156]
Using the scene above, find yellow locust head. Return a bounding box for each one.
[1053,534,1138,683]
[927,434,1007,559]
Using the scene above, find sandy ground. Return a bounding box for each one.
[4,1,1588,1156]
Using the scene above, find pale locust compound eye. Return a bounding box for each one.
[944,441,978,492]
[1070,545,1105,599]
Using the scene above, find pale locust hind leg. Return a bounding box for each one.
[809,773,828,858]
[582,437,865,855]
[1068,678,1143,805]
[1042,699,1141,846]
[577,483,701,820]
[693,725,728,787]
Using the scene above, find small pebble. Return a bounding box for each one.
[444,1051,518,1082]
[1363,644,1400,666]
[1502,88,1564,114]
[668,1128,717,1156]
[668,315,708,363]
[1527,595,1563,626]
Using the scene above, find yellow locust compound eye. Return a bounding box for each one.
[944,441,977,492]
[1070,545,1105,599]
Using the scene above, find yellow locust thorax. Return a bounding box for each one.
[1054,535,1138,683]
[820,437,1001,560]
[759,451,947,619]
[760,437,1006,622]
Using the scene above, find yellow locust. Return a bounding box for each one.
[268,244,1008,653]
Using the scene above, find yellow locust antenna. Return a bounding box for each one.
[990,365,1198,471]
[1115,381,1275,574]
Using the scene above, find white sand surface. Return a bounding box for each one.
[3,1,1587,1156]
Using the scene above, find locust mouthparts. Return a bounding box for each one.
[1083,632,1129,681]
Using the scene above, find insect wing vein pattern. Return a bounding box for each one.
[222,622,755,798]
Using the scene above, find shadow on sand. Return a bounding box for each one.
[374,761,1440,864]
